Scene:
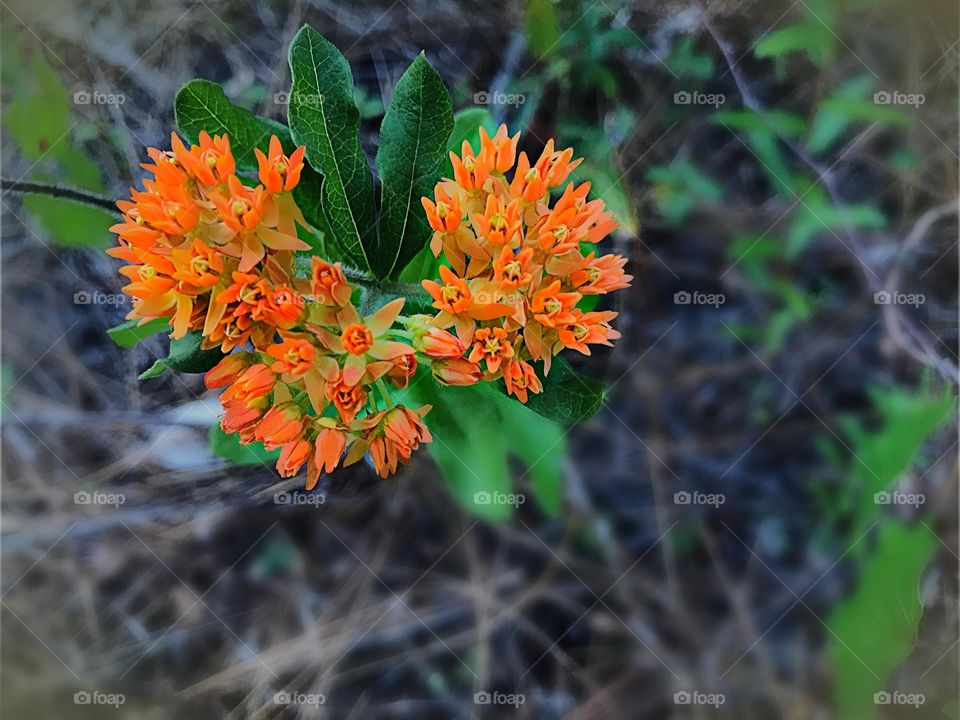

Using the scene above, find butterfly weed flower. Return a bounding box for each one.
[418,124,631,389]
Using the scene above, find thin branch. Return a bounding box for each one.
[1,178,121,215]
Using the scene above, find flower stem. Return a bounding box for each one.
[0,178,120,214]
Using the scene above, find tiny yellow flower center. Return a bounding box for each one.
[553,225,568,242]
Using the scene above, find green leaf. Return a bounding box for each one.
[2,41,114,248]
[374,53,454,279]
[173,78,331,236]
[288,25,377,273]
[754,22,832,66]
[139,332,223,379]
[523,356,606,424]
[806,75,874,154]
[107,318,170,348]
[527,0,561,59]
[826,521,936,720]
[401,370,566,519]
[209,425,279,465]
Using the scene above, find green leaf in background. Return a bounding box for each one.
[647,161,723,224]
[785,186,886,258]
[2,41,115,248]
[712,110,806,197]
[526,0,561,60]
[754,21,832,66]
[826,521,936,720]
[806,75,874,154]
[665,36,716,80]
[107,317,170,348]
[839,386,954,542]
[523,356,606,424]
[402,370,566,520]
[173,79,331,239]
[209,425,280,465]
[139,331,223,379]
[288,25,378,274]
[374,52,454,279]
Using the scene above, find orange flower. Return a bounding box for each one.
[479,124,520,174]
[421,265,513,343]
[570,252,632,294]
[266,337,316,376]
[211,175,265,233]
[530,280,581,328]
[383,405,432,459]
[421,186,462,233]
[450,141,490,192]
[325,375,367,424]
[492,246,535,292]
[414,326,467,359]
[509,151,547,203]
[472,194,521,247]
[387,351,417,388]
[221,398,266,434]
[468,327,515,374]
[171,238,224,290]
[254,135,306,193]
[557,310,621,355]
[503,359,542,403]
[254,402,305,450]
[311,425,347,481]
[277,438,311,477]
[221,363,276,406]
[341,323,373,355]
[205,353,251,389]
[431,358,482,386]
[311,258,352,306]
[264,285,305,328]
[172,131,235,186]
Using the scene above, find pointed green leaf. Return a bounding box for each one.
[287,25,377,273]
[374,52,454,279]
[209,425,280,465]
[107,318,170,348]
[522,356,606,424]
[139,331,223,379]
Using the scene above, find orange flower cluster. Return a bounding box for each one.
[417,125,632,402]
[109,133,431,484]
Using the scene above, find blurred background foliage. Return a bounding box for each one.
[1,0,957,717]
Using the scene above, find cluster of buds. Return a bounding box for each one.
[110,133,431,483]
[418,125,631,402]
